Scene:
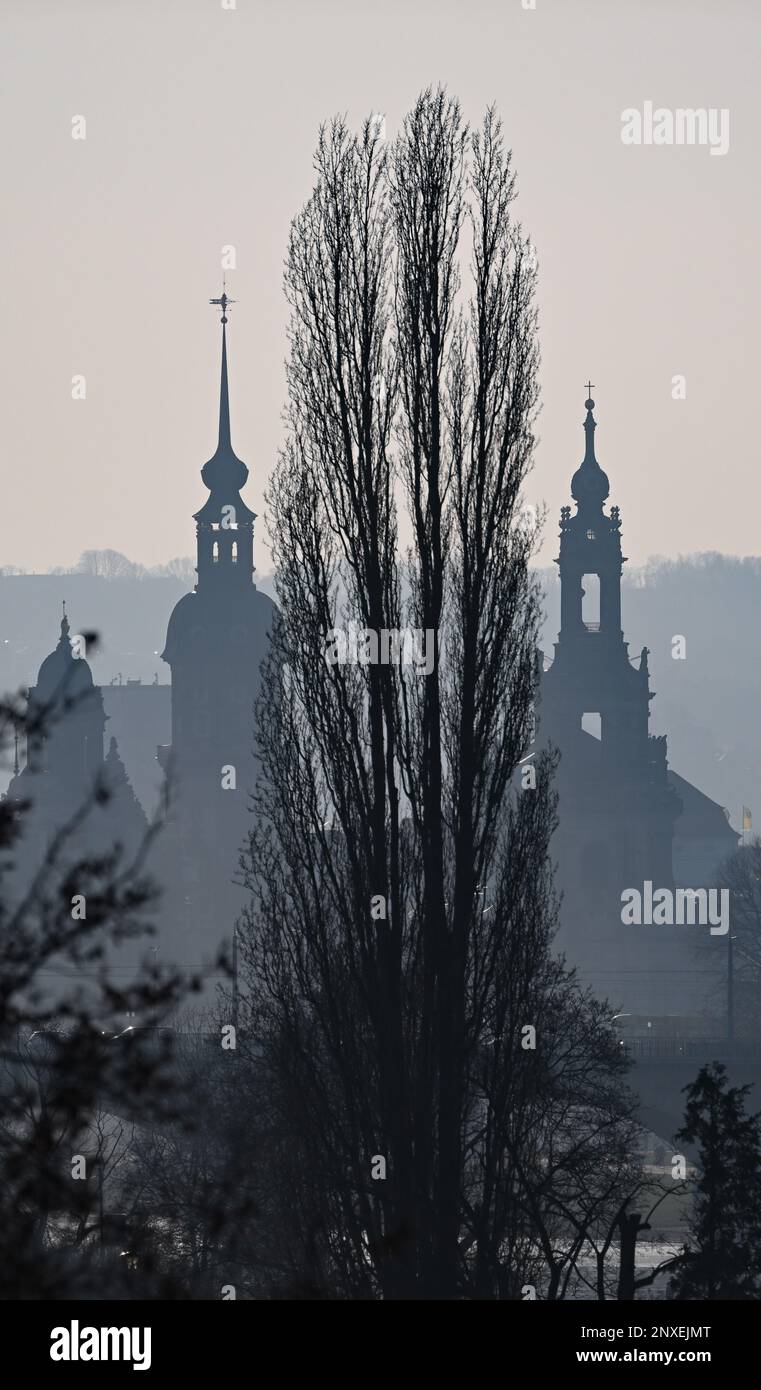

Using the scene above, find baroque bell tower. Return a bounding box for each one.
[542,390,675,803]
[539,389,683,1015]
[157,292,275,979]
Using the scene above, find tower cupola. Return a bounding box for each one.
[570,390,610,517]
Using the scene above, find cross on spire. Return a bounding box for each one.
[585,380,595,399]
[210,288,236,325]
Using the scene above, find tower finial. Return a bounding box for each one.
[60,599,70,638]
[569,381,610,511]
[210,288,236,326]
[583,385,598,461]
[209,288,237,451]
[194,290,255,530]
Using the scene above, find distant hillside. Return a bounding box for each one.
[0,568,277,803]
[0,569,277,692]
[1,555,759,830]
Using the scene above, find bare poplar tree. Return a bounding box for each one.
[239,88,636,1300]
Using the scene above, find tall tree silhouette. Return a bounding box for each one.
[239,89,636,1300]
[669,1063,761,1299]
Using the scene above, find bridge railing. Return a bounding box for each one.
[624,1037,761,1062]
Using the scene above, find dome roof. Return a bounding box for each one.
[161,591,199,663]
[34,613,95,702]
[161,586,275,665]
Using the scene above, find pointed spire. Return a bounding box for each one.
[210,286,235,452]
[102,735,148,842]
[218,319,231,452]
[582,392,598,465]
[195,288,255,525]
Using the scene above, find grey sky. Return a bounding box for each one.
[1,0,757,574]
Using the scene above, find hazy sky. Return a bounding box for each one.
[1,0,757,575]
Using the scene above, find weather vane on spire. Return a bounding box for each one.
[210,286,236,325]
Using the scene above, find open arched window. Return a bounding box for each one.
[581,573,600,630]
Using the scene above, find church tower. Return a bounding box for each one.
[540,390,685,1016]
[191,294,256,600]
[4,608,146,903]
[157,293,274,978]
[543,391,666,774]
[25,605,105,795]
